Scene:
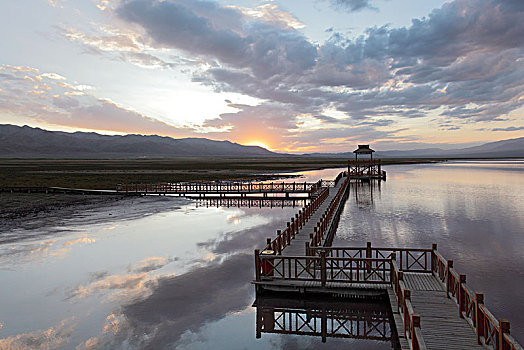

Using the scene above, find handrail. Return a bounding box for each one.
[255,254,391,285]
[255,244,524,349]
[429,246,523,350]
[307,175,350,250]
[390,254,428,349]
[311,245,432,272]
[115,180,323,194]
[261,186,330,253]
[259,171,348,254]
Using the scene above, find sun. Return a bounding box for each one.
[244,141,271,151]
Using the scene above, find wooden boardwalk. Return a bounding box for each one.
[280,176,347,256]
[115,180,326,197]
[253,170,523,350]
[404,273,482,350]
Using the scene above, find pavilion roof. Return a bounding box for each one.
[353,144,375,154]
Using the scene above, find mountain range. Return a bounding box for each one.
[305,137,524,158]
[0,124,523,158]
[0,124,275,158]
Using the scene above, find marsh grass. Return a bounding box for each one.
[0,157,443,189]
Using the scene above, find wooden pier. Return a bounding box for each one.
[255,295,400,347]
[348,145,386,181]
[115,180,326,198]
[0,186,135,196]
[253,170,523,350]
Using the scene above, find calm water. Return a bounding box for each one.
[0,160,523,348]
[335,160,524,343]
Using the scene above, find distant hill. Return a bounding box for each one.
[0,124,276,158]
[303,137,524,158]
[1,124,522,159]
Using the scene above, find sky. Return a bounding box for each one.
[0,0,523,153]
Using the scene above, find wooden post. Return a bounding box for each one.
[320,250,326,286]
[255,249,261,281]
[475,292,484,344]
[404,289,411,335]
[458,273,466,317]
[499,319,510,350]
[305,242,310,256]
[366,242,372,259]
[398,271,404,300]
[446,259,454,297]
[431,243,437,273]
[277,232,282,254]
[390,252,397,287]
[412,314,421,350]
[321,308,327,343]
[310,232,314,247]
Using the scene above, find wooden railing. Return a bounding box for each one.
[430,248,523,350]
[306,176,350,250]
[255,298,394,342]
[391,254,428,349]
[195,198,307,208]
[255,242,524,349]
[116,180,323,194]
[254,254,391,286]
[259,171,348,254]
[311,244,432,272]
[261,187,330,254]
[348,159,383,177]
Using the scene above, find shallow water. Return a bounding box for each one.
[0,160,523,348]
[335,159,524,343]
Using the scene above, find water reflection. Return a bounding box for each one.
[254,293,399,349]
[335,160,524,342]
[351,181,382,208]
[1,162,523,347]
[195,197,308,209]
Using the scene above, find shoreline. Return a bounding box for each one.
[0,157,448,190]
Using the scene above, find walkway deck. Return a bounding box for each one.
[404,273,481,350]
[281,176,347,256]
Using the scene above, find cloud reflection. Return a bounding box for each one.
[0,319,75,350]
[122,253,253,348]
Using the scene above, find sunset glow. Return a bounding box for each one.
[244,141,272,151]
[0,0,522,152]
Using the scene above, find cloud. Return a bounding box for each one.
[492,126,524,132]
[0,319,75,350]
[5,0,524,151]
[122,253,253,348]
[117,0,317,80]
[67,272,151,300]
[0,64,197,137]
[75,314,136,350]
[61,25,182,70]
[128,256,177,273]
[115,0,524,134]
[328,0,376,12]
[230,3,306,30]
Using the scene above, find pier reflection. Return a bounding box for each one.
[351,181,381,207]
[195,197,308,208]
[254,294,401,349]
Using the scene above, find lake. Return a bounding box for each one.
[0,160,523,349]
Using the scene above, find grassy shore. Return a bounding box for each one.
[0,157,444,190]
